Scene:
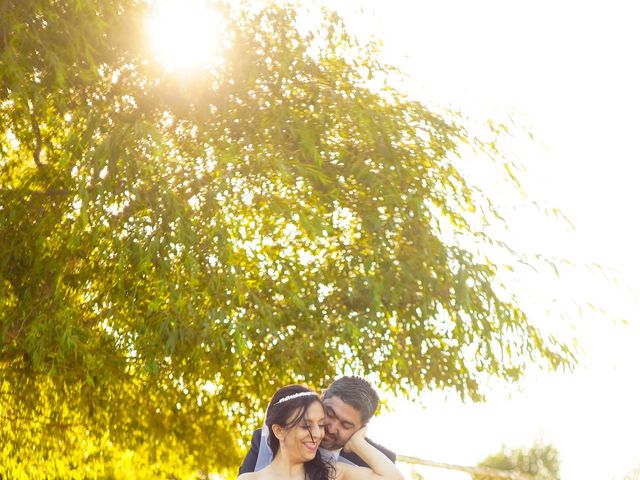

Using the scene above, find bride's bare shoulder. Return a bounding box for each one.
[333,462,348,480]
[238,472,260,480]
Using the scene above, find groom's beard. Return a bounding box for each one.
[321,432,344,450]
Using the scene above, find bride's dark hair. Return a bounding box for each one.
[266,385,336,480]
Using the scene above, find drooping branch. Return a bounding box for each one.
[27,100,44,170]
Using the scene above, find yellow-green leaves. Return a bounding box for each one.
[1,0,573,478]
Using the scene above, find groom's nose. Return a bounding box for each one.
[324,418,337,434]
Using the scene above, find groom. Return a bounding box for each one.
[238,376,395,473]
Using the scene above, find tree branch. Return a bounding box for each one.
[398,455,534,480]
[27,100,44,170]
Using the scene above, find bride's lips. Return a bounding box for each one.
[303,441,318,452]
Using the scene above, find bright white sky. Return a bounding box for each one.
[328,1,640,479]
[147,1,640,478]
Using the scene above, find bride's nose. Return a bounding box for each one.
[309,424,323,438]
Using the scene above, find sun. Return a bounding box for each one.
[146,0,223,72]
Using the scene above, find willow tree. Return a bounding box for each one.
[0,0,573,477]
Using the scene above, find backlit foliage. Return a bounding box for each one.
[0,0,573,477]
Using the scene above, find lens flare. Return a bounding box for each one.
[146,0,223,72]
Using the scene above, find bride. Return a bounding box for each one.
[238,385,403,480]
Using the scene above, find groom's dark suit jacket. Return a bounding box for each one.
[238,428,396,474]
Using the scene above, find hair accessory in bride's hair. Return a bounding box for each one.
[275,391,317,405]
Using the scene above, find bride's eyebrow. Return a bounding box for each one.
[301,414,326,426]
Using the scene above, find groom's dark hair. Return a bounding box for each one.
[323,376,379,425]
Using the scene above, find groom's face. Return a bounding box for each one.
[321,396,362,450]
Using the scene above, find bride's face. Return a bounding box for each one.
[279,400,326,462]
